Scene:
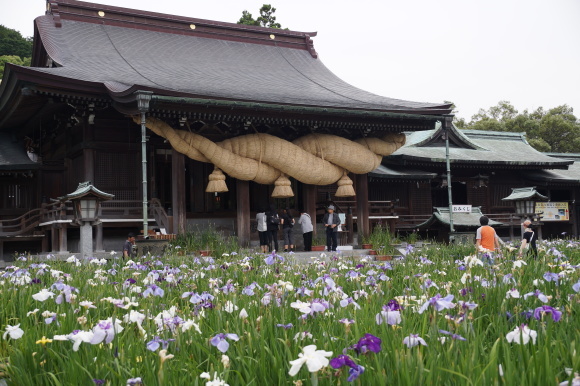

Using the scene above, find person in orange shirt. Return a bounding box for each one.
[475,216,500,264]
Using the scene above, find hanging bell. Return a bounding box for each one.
[205,167,228,193]
[271,174,294,198]
[335,171,356,197]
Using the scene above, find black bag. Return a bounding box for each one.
[270,214,280,225]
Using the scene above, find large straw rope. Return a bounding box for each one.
[135,117,405,185]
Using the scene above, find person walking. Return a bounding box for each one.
[298,209,313,251]
[281,207,295,252]
[518,220,538,259]
[322,205,341,252]
[475,216,500,264]
[256,207,269,253]
[266,204,280,253]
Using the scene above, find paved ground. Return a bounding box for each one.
[0,247,409,269]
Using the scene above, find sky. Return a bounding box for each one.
[1,0,579,120]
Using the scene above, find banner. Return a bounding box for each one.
[535,202,569,221]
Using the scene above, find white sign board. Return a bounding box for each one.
[452,205,472,213]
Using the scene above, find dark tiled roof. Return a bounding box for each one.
[369,164,437,180]
[0,133,40,170]
[7,0,451,115]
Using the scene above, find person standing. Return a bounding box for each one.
[322,205,341,252]
[256,207,269,253]
[475,216,500,264]
[266,204,280,253]
[298,209,313,251]
[123,232,136,258]
[281,208,295,252]
[518,220,538,259]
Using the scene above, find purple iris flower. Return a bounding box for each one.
[438,330,467,341]
[572,281,580,293]
[533,305,562,322]
[143,284,164,298]
[210,333,240,353]
[458,301,478,310]
[347,365,365,382]
[276,323,293,329]
[459,287,473,296]
[350,334,381,354]
[523,289,549,303]
[264,251,284,265]
[543,272,560,285]
[387,299,401,311]
[418,294,455,314]
[330,354,358,369]
[92,380,105,385]
[146,336,175,351]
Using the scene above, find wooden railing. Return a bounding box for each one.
[326,200,398,217]
[0,201,64,236]
[0,199,170,237]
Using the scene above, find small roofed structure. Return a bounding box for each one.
[59,182,114,223]
[501,187,549,202]
[418,207,502,229]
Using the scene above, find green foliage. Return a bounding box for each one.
[366,224,398,254]
[169,225,239,257]
[237,4,283,29]
[0,55,31,79]
[0,25,32,57]
[461,101,580,153]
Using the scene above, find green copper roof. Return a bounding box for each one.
[418,206,502,228]
[59,182,115,201]
[501,187,549,202]
[387,125,572,169]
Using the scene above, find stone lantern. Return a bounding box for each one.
[59,182,114,258]
[501,187,548,219]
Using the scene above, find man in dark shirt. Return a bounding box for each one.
[123,232,136,258]
[322,205,341,252]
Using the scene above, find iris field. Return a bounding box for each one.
[1,239,579,385]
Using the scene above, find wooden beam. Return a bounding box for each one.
[236,179,250,246]
[171,150,186,234]
[355,174,370,240]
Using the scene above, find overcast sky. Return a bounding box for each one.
[2,0,579,120]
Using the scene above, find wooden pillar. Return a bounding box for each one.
[236,179,250,246]
[171,150,186,234]
[83,148,95,183]
[41,233,49,253]
[303,184,317,235]
[51,226,59,252]
[95,223,104,252]
[59,224,68,253]
[355,174,370,241]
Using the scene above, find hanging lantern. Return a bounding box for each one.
[271,174,294,198]
[206,167,228,193]
[335,171,356,197]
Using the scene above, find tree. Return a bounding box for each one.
[460,101,580,153]
[238,4,283,29]
[0,25,32,81]
[0,25,32,57]
[0,55,31,80]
